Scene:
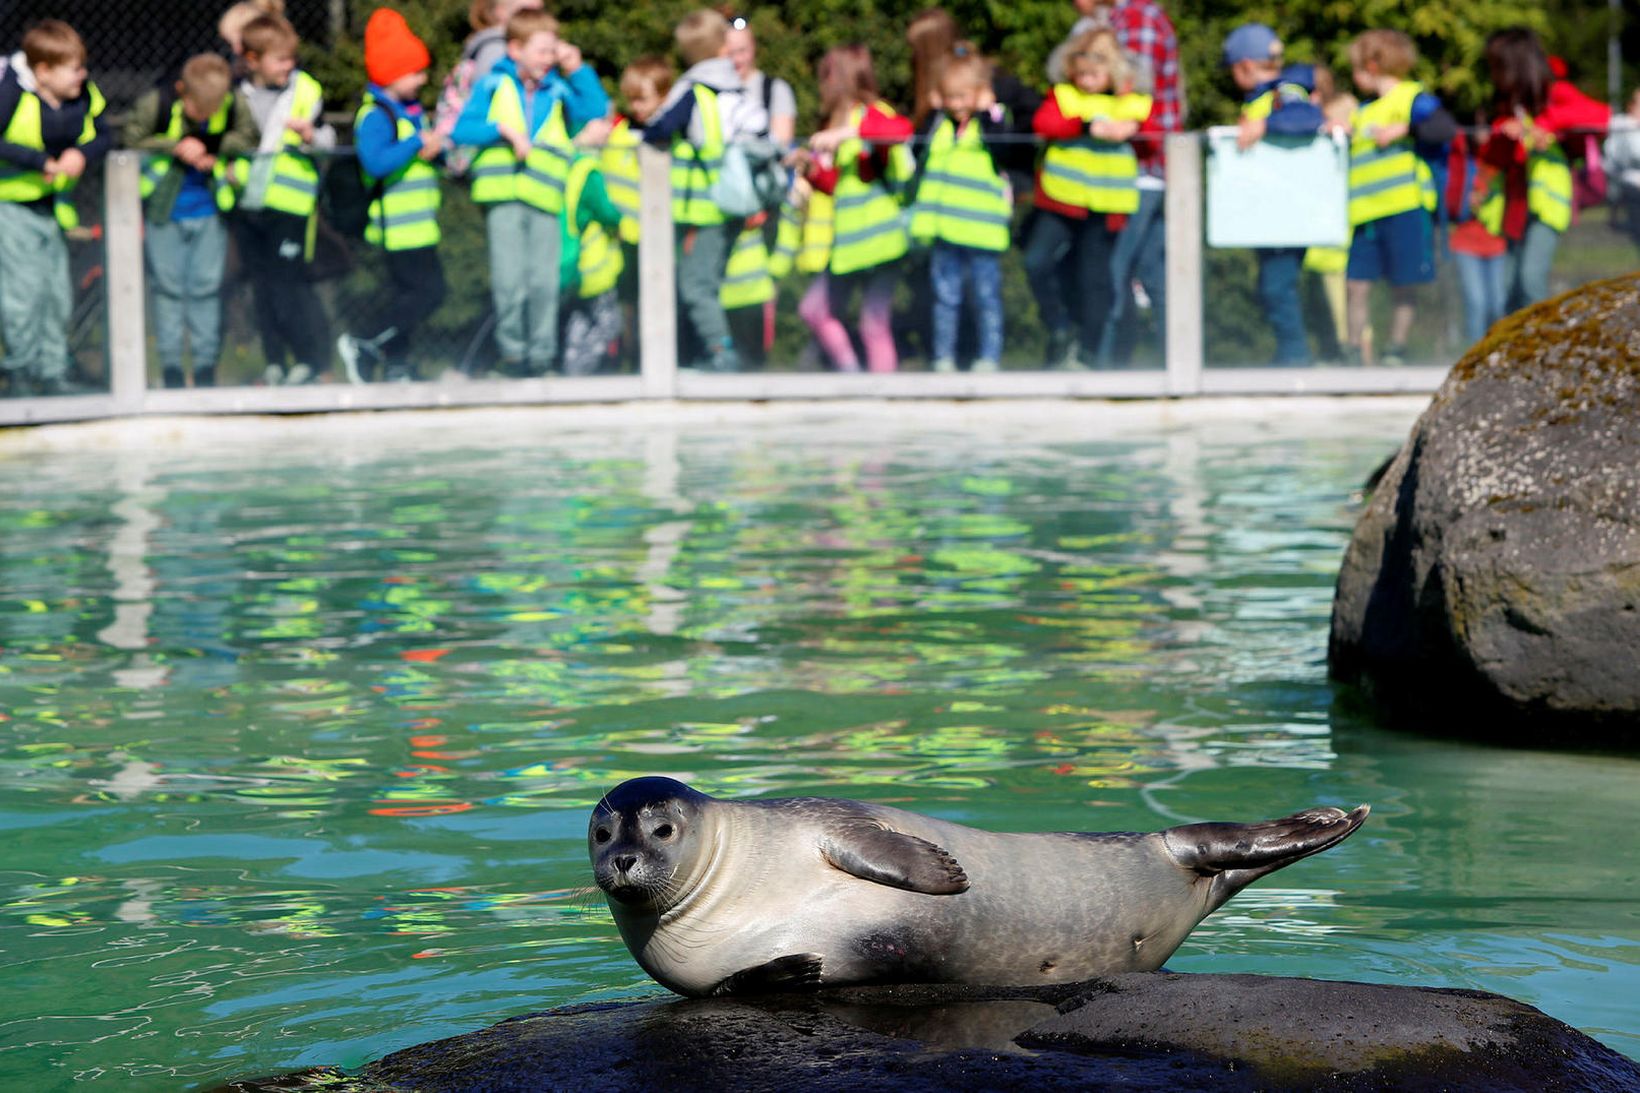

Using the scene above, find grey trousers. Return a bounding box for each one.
[146,215,227,376]
[485,201,562,372]
[0,201,72,382]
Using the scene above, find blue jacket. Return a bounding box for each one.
[356,83,427,180]
[1248,64,1323,137]
[451,56,608,146]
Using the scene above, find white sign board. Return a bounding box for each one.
[1205,128,1351,249]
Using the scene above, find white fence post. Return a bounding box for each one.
[1164,133,1204,396]
[103,151,147,412]
[637,143,677,398]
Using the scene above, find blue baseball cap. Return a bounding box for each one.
[1222,23,1283,67]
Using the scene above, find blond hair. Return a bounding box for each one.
[22,19,86,69]
[240,13,299,57]
[180,53,233,106]
[506,9,558,44]
[936,51,992,97]
[675,9,728,67]
[620,55,676,101]
[1064,28,1132,90]
[1348,29,1417,78]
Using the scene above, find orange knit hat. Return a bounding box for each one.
[364,8,431,86]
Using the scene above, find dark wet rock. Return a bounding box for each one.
[1330,274,1640,744]
[218,973,1640,1092]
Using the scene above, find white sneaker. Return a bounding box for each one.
[932,357,957,373]
[971,358,1000,373]
[284,363,315,386]
[337,335,366,385]
[261,363,284,386]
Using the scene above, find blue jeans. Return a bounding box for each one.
[1504,216,1559,311]
[1453,250,1507,344]
[146,215,227,377]
[1257,247,1310,365]
[1100,185,1165,363]
[930,242,1003,363]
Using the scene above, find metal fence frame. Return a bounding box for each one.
[0,134,1449,429]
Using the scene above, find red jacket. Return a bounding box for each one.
[806,103,912,195]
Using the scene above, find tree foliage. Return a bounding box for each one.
[304,0,1631,125]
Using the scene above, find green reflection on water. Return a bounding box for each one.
[0,410,1635,1087]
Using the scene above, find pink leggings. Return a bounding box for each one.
[798,266,899,373]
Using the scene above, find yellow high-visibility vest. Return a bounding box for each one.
[671,85,725,227]
[1348,80,1436,226]
[0,79,106,230]
[909,113,1011,252]
[140,94,237,214]
[720,222,774,308]
[1039,85,1148,215]
[354,94,441,250]
[469,76,572,214]
[829,102,913,275]
[601,115,641,244]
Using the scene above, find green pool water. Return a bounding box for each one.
[1,403,1635,1088]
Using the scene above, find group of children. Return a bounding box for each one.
[0,10,1626,391]
[1228,22,1612,366]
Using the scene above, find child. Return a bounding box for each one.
[453,9,607,376]
[335,9,446,384]
[1026,29,1148,370]
[1447,131,1509,344]
[1345,29,1446,366]
[1477,28,1590,312]
[123,53,255,389]
[558,119,626,376]
[0,19,111,397]
[797,44,914,374]
[602,56,672,370]
[233,13,336,385]
[909,52,1011,373]
[1224,23,1321,366]
[642,9,768,373]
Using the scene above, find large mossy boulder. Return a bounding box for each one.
[1330,275,1640,744]
[220,973,1639,1091]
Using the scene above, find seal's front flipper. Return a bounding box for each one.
[822,824,970,894]
[1163,804,1370,909]
[711,953,824,996]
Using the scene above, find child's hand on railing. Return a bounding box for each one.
[418,130,447,160]
[54,148,86,181]
[808,124,856,157]
[1371,121,1408,148]
[1236,115,1266,150]
[285,116,315,144]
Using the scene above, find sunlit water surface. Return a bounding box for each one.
[0,402,1634,1088]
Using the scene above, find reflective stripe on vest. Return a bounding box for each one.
[671,85,725,226]
[909,114,1011,252]
[564,155,623,299]
[140,96,236,213]
[469,76,571,213]
[1476,174,1505,236]
[601,116,641,243]
[356,95,442,250]
[0,80,106,230]
[1039,85,1145,214]
[1526,142,1572,232]
[257,71,325,217]
[720,222,774,308]
[1348,80,1434,226]
[829,102,912,275]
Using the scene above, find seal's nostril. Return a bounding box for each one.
[614,854,637,873]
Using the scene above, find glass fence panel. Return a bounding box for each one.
[0,170,111,400]
[138,151,640,391]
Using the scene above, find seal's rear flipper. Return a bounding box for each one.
[1163,805,1370,907]
[712,953,824,996]
[822,824,970,895]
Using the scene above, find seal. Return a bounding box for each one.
[588,777,1369,997]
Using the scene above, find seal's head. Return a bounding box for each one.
[590,777,712,911]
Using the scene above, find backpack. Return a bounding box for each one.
[433,31,494,177]
[706,76,787,217]
[320,105,386,238]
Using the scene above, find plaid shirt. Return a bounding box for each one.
[1109,0,1182,176]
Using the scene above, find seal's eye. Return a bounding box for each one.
[653,823,674,839]
[593,827,612,844]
